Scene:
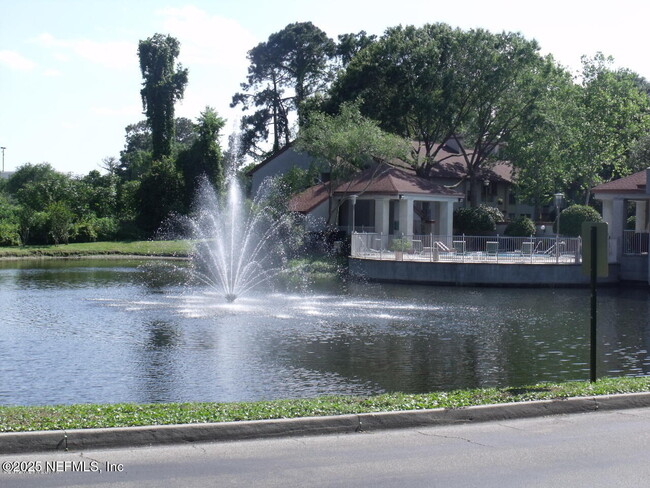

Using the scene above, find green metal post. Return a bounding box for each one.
[590,225,598,383]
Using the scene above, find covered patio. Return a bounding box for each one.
[333,166,464,238]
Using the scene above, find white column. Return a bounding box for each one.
[398,197,414,236]
[601,199,614,229]
[602,199,625,263]
[635,200,648,231]
[438,200,454,238]
[374,198,390,235]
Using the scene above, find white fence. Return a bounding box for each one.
[623,230,649,255]
[351,233,582,264]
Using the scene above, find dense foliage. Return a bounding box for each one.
[138,34,189,160]
[2,21,649,245]
[559,205,603,237]
[454,205,505,234]
[504,216,537,237]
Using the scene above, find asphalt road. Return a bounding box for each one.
[2,407,650,487]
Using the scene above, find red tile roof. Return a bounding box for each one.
[390,141,513,183]
[592,170,647,194]
[288,166,464,214]
[333,166,464,197]
[288,182,330,213]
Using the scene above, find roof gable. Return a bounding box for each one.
[333,166,464,197]
[288,166,464,214]
[592,170,647,194]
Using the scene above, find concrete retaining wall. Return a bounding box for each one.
[349,258,621,286]
[619,255,648,283]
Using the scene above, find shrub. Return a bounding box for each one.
[0,221,21,246]
[559,205,602,237]
[390,237,412,252]
[25,211,50,245]
[626,216,636,230]
[454,205,504,234]
[45,202,74,245]
[71,220,98,243]
[94,217,119,241]
[504,216,536,237]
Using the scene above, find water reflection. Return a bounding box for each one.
[0,260,649,406]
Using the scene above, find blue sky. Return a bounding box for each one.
[1,0,649,175]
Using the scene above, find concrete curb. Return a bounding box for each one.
[3,392,650,454]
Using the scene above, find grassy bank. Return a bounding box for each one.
[1,377,649,433]
[0,240,192,258]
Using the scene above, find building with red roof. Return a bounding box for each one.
[592,168,650,282]
[250,142,536,237]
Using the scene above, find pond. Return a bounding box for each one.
[1,259,649,406]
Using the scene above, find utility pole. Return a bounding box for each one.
[0,147,5,174]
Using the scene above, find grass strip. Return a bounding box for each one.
[1,377,649,433]
[0,240,192,258]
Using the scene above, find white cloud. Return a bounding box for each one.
[155,6,256,69]
[0,50,37,71]
[33,32,137,70]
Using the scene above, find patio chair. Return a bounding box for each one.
[452,240,466,255]
[521,241,534,256]
[486,241,499,257]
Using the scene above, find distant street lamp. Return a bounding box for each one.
[554,193,564,234]
[483,179,490,204]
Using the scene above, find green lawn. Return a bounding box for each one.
[1,377,649,432]
[0,240,192,258]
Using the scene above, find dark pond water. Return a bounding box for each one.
[1,259,649,406]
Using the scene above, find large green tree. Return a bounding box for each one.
[335,31,376,68]
[118,117,196,180]
[232,22,336,158]
[504,53,650,210]
[571,53,650,202]
[503,67,581,218]
[7,163,72,211]
[136,157,184,235]
[176,106,226,204]
[329,24,462,170]
[297,101,410,221]
[328,24,553,206]
[138,34,189,161]
[628,133,650,174]
[455,32,556,207]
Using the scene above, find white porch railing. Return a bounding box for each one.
[351,233,582,264]
[338,225,376,233]
[623,230,649,255]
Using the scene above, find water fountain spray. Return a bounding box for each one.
[187,177,294,302]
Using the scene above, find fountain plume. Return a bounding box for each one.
[187,177,295,302]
